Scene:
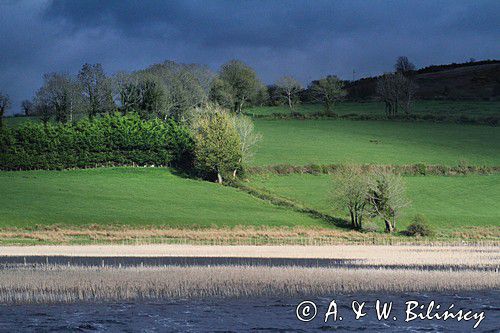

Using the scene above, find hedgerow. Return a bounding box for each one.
[0,113,193,170]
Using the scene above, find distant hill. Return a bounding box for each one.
[346,60,500,101]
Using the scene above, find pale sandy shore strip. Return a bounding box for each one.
[0,244,499,266]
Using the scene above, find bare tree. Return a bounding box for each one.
[367,172,409,233]
[275,76,302,110]
[395,56,415,73]
[231,114,262,177]
[21,100,34,116]
[332,165,370,229]
[376,72,417,116]
[0,92,11,127]
[309,75,347,114]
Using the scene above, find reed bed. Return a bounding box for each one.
[1,244,498,269]
[0,265,498,304]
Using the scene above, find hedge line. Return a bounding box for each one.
[248,112,499,126]
[0,113,193,170]
[247,163,500,176]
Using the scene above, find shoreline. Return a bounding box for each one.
[0,244,498,267]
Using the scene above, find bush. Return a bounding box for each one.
[0,113,193,170]
[405,214,434,237]
[190,106,242,183]
[361,220,379,233]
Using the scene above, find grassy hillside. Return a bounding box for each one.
[0,168,324,228]
[253,119,500,166]
[246,101,500,117]
[248,174,500,231]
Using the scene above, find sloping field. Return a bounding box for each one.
[0,168,324,228]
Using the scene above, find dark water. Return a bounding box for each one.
[0,291,498,332]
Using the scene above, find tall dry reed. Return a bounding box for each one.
[0,265,498,304]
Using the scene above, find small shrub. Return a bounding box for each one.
[362,220,379,233]
[405,214,434,237]
[415,163,427,175]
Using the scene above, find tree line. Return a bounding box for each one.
[0,56,420,124]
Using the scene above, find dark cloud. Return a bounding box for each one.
[1,0,499,114]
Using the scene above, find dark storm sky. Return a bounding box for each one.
[1,0,499,114]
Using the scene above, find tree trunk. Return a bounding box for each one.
[288,94,292,109]
[349,211,355,227]
[384,219,393,233]
[217,172,223,184]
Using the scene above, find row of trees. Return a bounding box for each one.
[3,56,420,125]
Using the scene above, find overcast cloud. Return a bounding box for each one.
[1,0,499,114]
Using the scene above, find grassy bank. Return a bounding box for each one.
[1,265,498,303]
[0,168,498,242]
[253,119,500,166]
[248,173,500,232]
[0,168,323,229]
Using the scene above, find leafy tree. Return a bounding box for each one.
[332,165,370,229]
[33,73,82,123]
[137,74,168,119]
[209,77,234,109]
[190,104,242,183]
[252,85,270,107]
[78,63,114,118]
[395,56,415,74]
[142,61,212,119]
[217,60,261,113]
[309,75,347,114]
[275,76,302,110]
[0,92,11,128]
[367,172,409,233]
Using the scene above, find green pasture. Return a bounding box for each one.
[253,119,500,166]
[0,168,324,228]
[246,100,500,117]
[248,173,500,231]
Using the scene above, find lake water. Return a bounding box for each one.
[0,291,498,332]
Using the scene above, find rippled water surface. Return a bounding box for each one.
[0,291,498,332]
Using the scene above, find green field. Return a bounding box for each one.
[247,100,500,117]
[0,168,324,228]
[253,119,500,166]
[1,102,499,238]
[248,173,500,231]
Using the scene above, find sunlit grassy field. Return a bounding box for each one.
[246,100,500,117]
[248,173,500,231]
[0,168,324,228]
[253,119,500,166]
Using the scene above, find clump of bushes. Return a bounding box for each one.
[405,214,435,237]
[0,113,193,170]
[332,165,409,232]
